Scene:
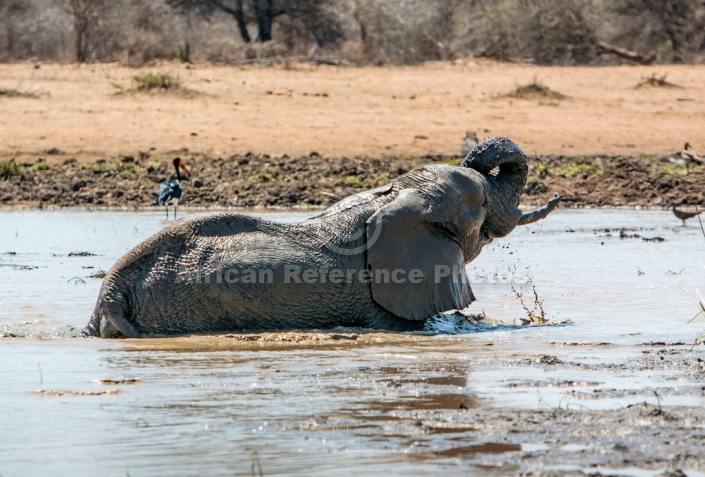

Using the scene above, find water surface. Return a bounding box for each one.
[1,208,703,476]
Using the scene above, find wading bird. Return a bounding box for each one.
[672,205,702,226]
[159,157,191,219]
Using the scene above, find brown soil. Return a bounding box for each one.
[1,61,704,208]
[0,152,702,209]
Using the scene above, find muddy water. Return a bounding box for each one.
[1,209,704,476]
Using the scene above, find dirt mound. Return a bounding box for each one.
[0,153,703,209]
[525,155,705,207]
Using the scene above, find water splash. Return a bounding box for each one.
[423,312,570,335]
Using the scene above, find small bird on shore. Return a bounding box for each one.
[681,143,702,174]
[159,157,191,219]
[682,143,702,163]
[672,205,702,226]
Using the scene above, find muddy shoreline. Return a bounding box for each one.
[1,152,703,210]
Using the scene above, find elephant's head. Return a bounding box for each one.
[365,136,561,321]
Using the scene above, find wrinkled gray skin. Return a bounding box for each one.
[84,137,561,338]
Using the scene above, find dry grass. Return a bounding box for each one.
[3,62,705,162]
[636,73,681,89]
[132,72,181,91]
[111,71,200,97]
[0,87,39,98]
[500,79,566,100]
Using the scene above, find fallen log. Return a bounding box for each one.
[597,41,656,65]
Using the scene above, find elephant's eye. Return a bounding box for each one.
[480,229,493,244]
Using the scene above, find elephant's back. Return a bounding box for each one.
[189,224,374,330]
[131,228,381,334]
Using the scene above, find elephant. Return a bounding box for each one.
[83,137,561,338]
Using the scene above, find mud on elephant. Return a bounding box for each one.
[84,137,561,338]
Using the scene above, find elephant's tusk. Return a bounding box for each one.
[518,193,562,225]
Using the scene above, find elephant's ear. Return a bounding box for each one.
[366,190,475,321]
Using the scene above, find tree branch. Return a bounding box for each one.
[204,0,251,43]
[597,41,655,65]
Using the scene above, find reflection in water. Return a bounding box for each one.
[426,442,522,457]
[347,392,478,413]
[1,209,705,476]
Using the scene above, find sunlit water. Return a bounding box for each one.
[1,208,704,476]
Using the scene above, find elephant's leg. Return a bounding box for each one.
[84,288,140,338]
[99,312,124,338]
[100,299,140,338]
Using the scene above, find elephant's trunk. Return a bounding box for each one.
[518,193,562,225]
[461,137,529,238]
[461,137,561,235]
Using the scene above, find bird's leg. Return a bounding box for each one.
[165,205,169,219]
[174,198,179,219]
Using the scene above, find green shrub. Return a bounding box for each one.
[662,163,687,175]
[118,163,140,174]
[0,160,21,180]
[132,72,181,91]
[373,176,390,187]
[342,175,366,188]
[244,172,277,190]
[30,161,50,172]
[165,43,191,63]
[556,162,602,177]
[80,162,115,173]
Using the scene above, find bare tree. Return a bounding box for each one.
[523,0,599,65]
[168,0,290,43]
[0,0,30,61]
[612,0,705,63]
[252,0,282,42]
[351,0,453,64]
[277,0,343,55]
[61,0,106,62]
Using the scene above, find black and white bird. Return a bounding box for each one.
[159,157,191,219]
